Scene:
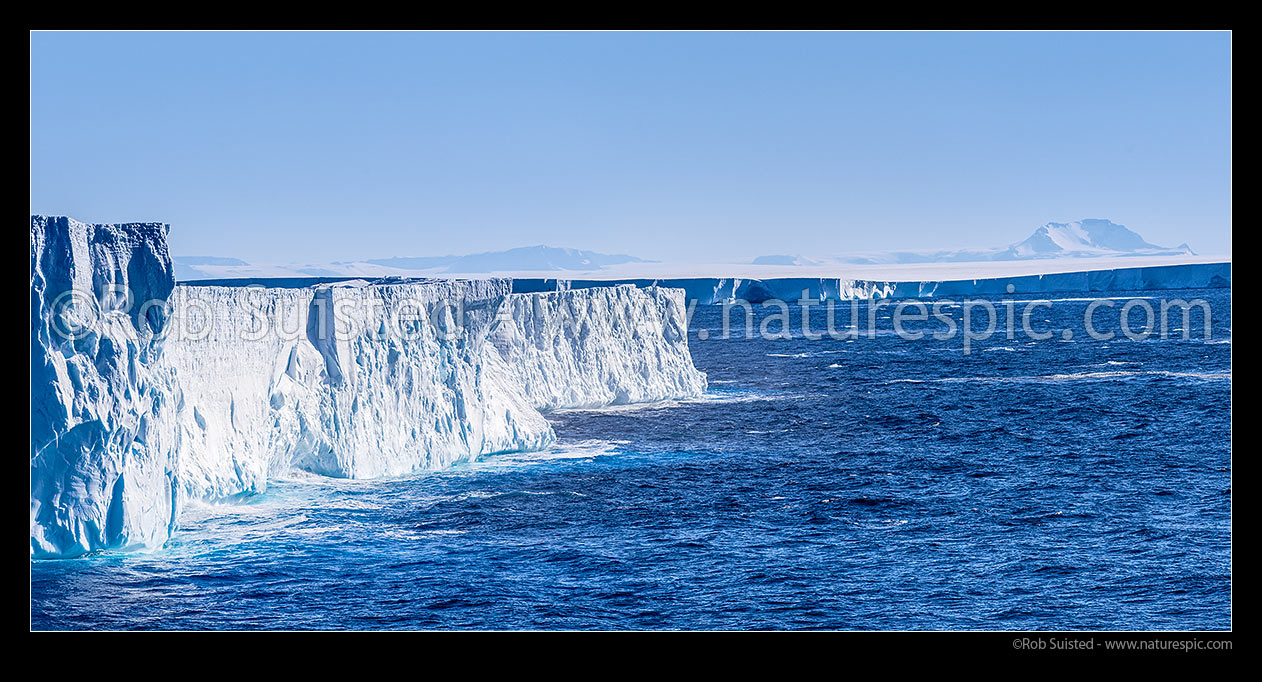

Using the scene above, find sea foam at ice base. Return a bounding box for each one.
[30,216,706,558]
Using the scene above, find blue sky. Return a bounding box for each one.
[30,31,1231,262]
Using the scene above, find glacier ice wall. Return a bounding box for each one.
[893,262,1231,298]
[510,277,894,304]
[484,286,707,411]
[511,263,1230,303]
[31,217,709,557]
[30,216,180,558]
[166,280,555,498]
[185,263,1230,306]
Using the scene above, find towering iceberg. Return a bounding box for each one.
[31,217,708,558]
[30,217,180,558]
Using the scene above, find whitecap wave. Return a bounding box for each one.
[887,370,1230,385]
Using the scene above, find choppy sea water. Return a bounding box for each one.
[31,288,1231,630]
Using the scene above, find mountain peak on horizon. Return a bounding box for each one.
[751,218,1197,267]
[1003,219,1194,259]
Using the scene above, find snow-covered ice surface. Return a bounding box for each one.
[172,253,1228,283]
[31,217,707,558]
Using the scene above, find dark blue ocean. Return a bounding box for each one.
[30,288,1232,630]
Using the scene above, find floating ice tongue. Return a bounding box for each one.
[30,216,707,558]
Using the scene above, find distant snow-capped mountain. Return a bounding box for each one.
[1000,219,1193,259]
[753,219,1194,266]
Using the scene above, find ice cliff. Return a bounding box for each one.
[166,280,559,501]
[31,217,707,558]
[512,278,900,304]
[512,263,1231,304]
[31,217,180,557]
[484,286,706,410]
